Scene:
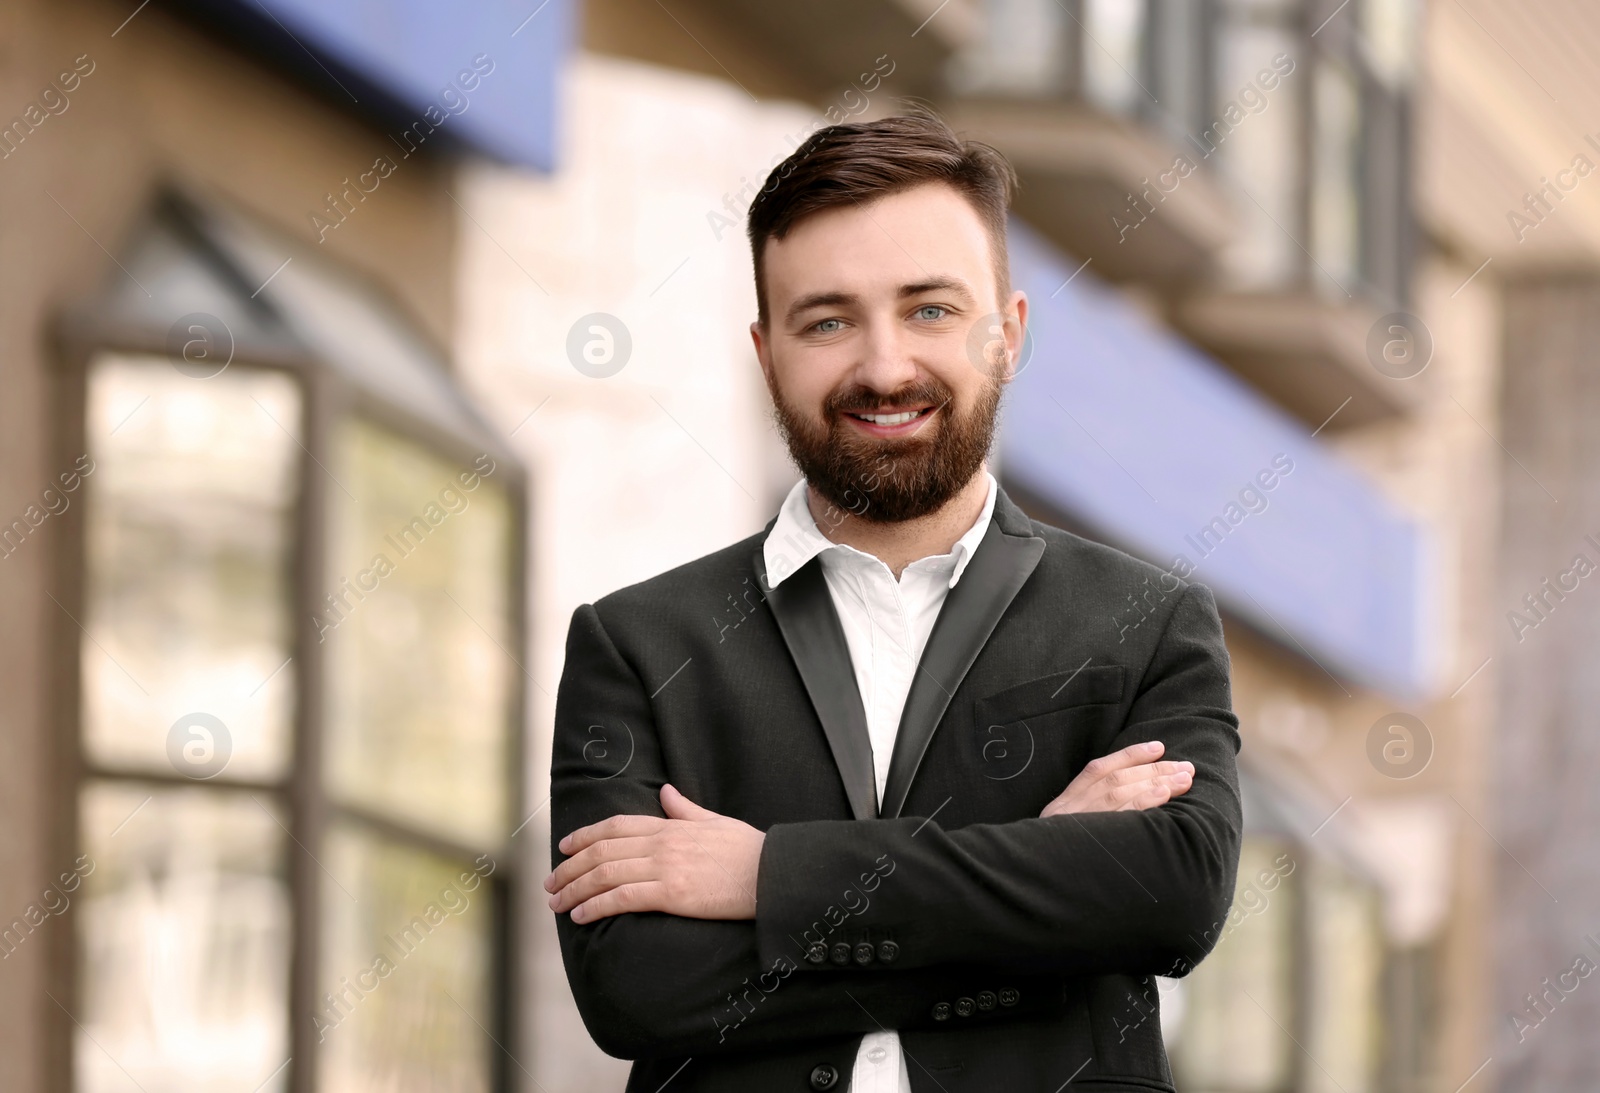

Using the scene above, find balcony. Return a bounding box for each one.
[945,99,1237,285]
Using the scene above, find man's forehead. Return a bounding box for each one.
[764,191,997,312]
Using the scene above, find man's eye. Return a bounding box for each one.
[812,318,843,334]
[915,305,948,321]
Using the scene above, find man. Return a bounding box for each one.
[547,110,1242,1092]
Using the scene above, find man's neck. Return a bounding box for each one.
[806,466,991,580]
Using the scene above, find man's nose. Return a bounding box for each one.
[852,321,920,395]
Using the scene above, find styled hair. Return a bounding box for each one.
[746,104,1018,326]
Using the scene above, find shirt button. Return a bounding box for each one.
[829,942,852,965]
[931,1001,952,1021]
[976,990,997,1011]
[955,996,976,1017]
[998,988,1020,1006]
[808,1063,839,1090]
[853,942,875,965]
[876,940,900,964]
[805,943,827,964]
[866,1045,888,1064]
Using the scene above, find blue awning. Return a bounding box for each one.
[164,0,572,170]
[1000,218,1429,698]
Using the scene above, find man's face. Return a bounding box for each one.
[751,182,1028,524]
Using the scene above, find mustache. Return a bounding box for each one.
[826,382,953,416]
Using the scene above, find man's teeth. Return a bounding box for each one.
[855,410,924,425]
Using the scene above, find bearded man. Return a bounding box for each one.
[546,109,1242,1093]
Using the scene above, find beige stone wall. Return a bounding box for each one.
[0,1,458,1088]
[452,50,820,1092]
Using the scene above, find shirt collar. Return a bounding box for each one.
[762,471,998,591]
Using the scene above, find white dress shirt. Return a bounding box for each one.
[762,470,999,1093]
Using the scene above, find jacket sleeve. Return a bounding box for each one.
[551,603,1072,1061]
[754,582,1244,980]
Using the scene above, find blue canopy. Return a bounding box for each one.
[1001,218,1428,698]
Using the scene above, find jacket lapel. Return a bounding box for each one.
[879,488,1046,819]
[754,546,879,821]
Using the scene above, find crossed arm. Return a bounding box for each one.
[548,584,1242,1059]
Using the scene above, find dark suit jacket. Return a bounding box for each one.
[551,486,1242,1092]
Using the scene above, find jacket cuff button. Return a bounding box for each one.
[804,943,827,964]
[808,1063,839,1090]
[976,990,997,1011]
[955,996,975,1017]
[931,1001,951,1021]
[853,942,875,965]
[829,942,851,965]
[876,940,900,964]
[998,988,1020,1006]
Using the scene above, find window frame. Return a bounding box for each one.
[49,203,529,1093]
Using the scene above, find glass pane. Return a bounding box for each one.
[1304,860,1383,1093]
[946,0,1072,98]
[76,780,290,1093]
[324,418,514,847]
[318,822,495,1093]
[83,354,299,782]
[1363,0,1418,87]
[1211,20,1303,287]
[1169,838,1297,1090]
[1082,0,1149,116]
[1311,59,1363,295]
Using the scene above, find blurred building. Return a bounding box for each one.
[0,1,568,1091]
[4,0,1596,1092]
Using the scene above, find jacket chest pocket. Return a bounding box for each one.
[970,664,1127,783]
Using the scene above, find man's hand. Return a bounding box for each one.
[1039,741,1193,818]
[546,783,764,924]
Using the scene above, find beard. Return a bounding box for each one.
[767,368,1004,524]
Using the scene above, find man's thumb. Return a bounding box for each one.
[661,782,712,820]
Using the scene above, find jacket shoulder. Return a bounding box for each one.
[589,528,767,623]
[1025,514,1185,589]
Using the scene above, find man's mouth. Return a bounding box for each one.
[842,406,937,435]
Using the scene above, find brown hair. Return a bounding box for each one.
[746,105,1018,327]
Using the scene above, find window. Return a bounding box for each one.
[58,192,524,1093]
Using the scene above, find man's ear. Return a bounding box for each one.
[999,290,1028,386]
[750,320,775,390]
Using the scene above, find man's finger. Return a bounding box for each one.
[547,832,655,893]
[1094,759,1193,788]
[1119,782,1175,811]
[1078,741,1165,783]
[570,880,671,924]
[661,783,717,821]
[558,813,666,856]
[550,854,659,914]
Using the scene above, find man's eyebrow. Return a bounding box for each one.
[785,290,859,327]
[897,276,976,303]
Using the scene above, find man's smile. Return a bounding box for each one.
[842,405,937,437]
